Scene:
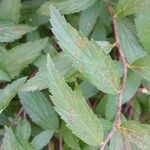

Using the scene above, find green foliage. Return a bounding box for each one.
[19,91,59,130]
[79,1,100,36]
[16,119,31,141]
[50,6,120,94]
[0,77,26,113]
[47,54,103,146]
[0,0,21,23]
[115,0,149,17]
[61,122,81,150]
[39,0,97,15]
[131,55,150,81]
[0,22,36,42]
[2,128,34,150]
[0,38,48,78]
[0,0,150,149]
[31,130,54,150]
[117,17,146,64]
[135,9,150,52]
[119,121,150,150]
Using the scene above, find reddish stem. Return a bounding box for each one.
[100,1,128,149]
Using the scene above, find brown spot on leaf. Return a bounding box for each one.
[67,116,74,123]
[75,37,88,48]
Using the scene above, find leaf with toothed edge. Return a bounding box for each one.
[118,121,150,150]
[0,77,26,114]
[0,38,48,78]
[47,54,103,146]
[38,0,97,15]
[49,6,120,94]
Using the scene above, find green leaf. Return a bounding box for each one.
[19,91,59,130]
[131,55,150,81]
[2,128,34,150]
[118,121,150,150]
[135,9,150,52]
[79,2,100,36]
[0,22,36,43]
[2,128,20,150]
[105,71,142,120]
[50,6,120,94]
[16,119,31,141]
[115,0,150,17]
[31,130,54,150]
[117,17,146,64]
[21,53,78,91]
[80,80,98,99]
[0,68,11,81]
[61,122,81,150]
[47,54,103,146]
[0,77,26,113]
[0,0,21,23]
[0,38,48,78]
[38,0,97,15]
[109,130,134,150]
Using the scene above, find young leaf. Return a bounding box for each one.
[130,55,150,81]
[0,0,21,23]
[47,54,103,146]
[79,2,100,36]
[16,119,31,141]
[2,128,34,150]
[19,91,59,130]
[0,22,36,42]
[117,17,146,64]
[38,0,97,15]
[115,0,149,17]
[0,77,26,113]
[50,6,120,94]
[118,121,150,150]
[135,9,150,52]
[0,38,48,78]
[31,130,54,150]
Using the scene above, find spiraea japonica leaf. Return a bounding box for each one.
[135,8,150,52]
[16,119,31,141]
[109,130,134,150]
[50,6,120,94]
[0,0,21,23]
[115,0,150,17]
[19,91,59,130]
[0,38,48,78]
[31,130,54,150]
[130,55,150,82]
[118,121,150,150]
[38,0,97,15]
[79,1,100,36]
[61,122,81,150]
[2,128,34,150]
[0,77,26,113]
[105,71,142,120]
[117,17,146,64]
[0,22,36,43]
[21,52,78,91]
[47,54,103,146]
[0,68,11,81]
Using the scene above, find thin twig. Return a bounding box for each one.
[59,134,63,150]
[100,1,128,149]
[48,143,51,150]
[11,107,24,127]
